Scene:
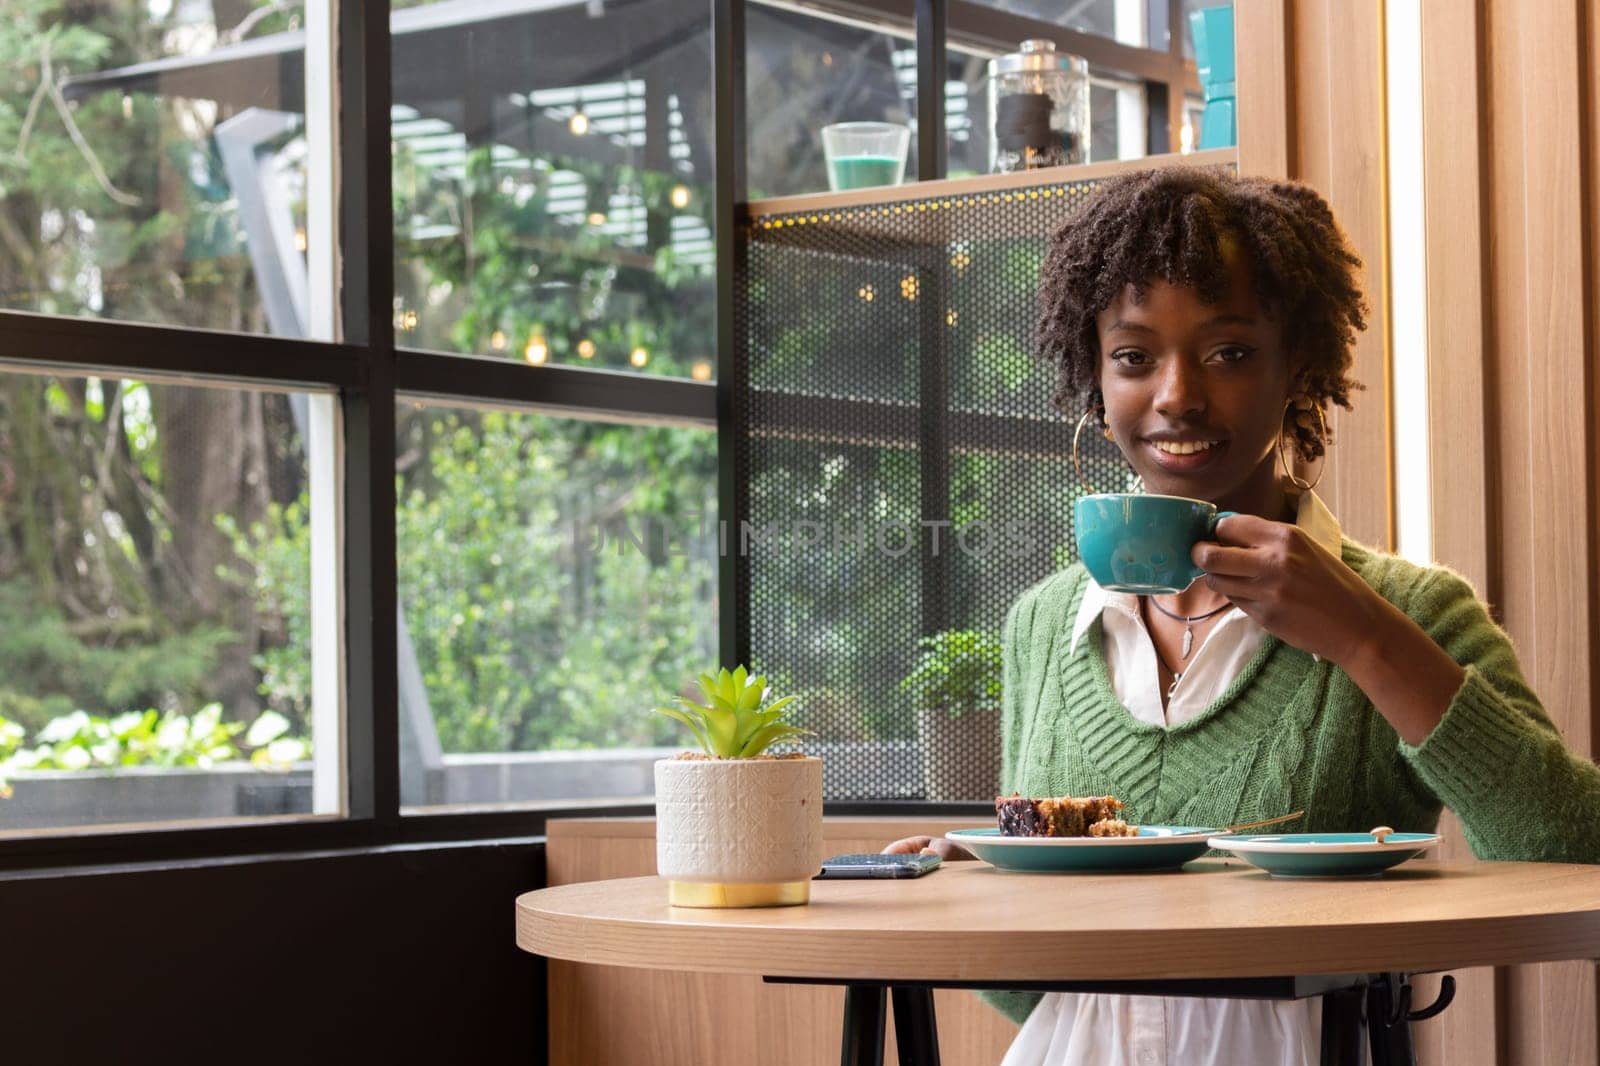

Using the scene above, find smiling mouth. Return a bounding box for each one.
[1149,439,1223,456]
[1144,438,1229,471]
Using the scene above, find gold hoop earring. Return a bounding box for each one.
[1278,398,1328,492]
[1072,408,1099,494]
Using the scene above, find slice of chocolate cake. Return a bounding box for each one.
[994,793,1138,837]
[995,793,1043,836]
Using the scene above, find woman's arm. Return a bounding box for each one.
[881,835,975,860]
[1390,568,1600,863]
[1196,517,1600,863]
[1330,591,1462,745]
[1193,514,1460,742]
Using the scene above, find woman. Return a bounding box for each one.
[885,167,1600,1065]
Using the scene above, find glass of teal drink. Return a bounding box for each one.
[821,122,910,191]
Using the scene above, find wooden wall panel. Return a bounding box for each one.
[1236,0,1294,177]
[1495,0,1588,751]
[1481,0,1599,1061]
[1241,0,1391,546]
[1417,0,1600,1062]
[546,817,1018,1066]
[1415,2,1499,1063]
[1301,0,1392,549]
[1421,0,1493,601]
[1589,0,1600,820]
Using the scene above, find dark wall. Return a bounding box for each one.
[0,838,546,1065]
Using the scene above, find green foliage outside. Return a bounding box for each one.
[0,0,720,809]
[0,705,307,798]
[898,629,1003,719]
[396,145,713,375]
[388,408,717,752]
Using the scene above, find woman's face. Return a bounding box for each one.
[1094,256,1295,514]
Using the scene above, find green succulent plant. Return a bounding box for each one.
[655,666,810,757]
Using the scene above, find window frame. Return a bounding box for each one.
[0,0,1198,871]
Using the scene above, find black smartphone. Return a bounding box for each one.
[815,852,942,879]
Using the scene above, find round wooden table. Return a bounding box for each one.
[516,860,1600,1066]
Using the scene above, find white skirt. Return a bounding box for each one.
[1000,993,1322,1066]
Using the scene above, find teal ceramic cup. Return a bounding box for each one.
[1073,493,1237,593]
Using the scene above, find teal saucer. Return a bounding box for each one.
[945,826,1217,873]
[1208,832,1442,878]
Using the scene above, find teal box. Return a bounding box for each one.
[1190,4,1236,150]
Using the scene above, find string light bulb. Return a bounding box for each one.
[670,185,691,209]
[690,360,712,381]
[569,110,590,136]
[900,275,918,300]
[489,330,507,351]
[577,339,596,359]
[587,211,607,226]
[524,335,548,365]
[630,346,649,368]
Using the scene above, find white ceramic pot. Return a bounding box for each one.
[654,755,823,907]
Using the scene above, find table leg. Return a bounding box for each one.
[890,986,941,1066]
[841,984,886,1066]
[1319,985,1368,1066]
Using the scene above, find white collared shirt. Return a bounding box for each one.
[1002,489,1342,1066]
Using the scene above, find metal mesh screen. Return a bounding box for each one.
[738,176,1137,802]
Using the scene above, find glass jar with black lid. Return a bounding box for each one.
[986,39,1090,173]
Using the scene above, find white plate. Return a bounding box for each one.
[1208,832,1442,877]
[1209,833,1443,854]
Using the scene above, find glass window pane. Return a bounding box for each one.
[745,9,1013,189]
[1091,80,1148,162]
[968,0,1148,47]
[392,0,715,380]
[1170,0,1217,58]
[396,402,717,811]
[945,47,1013,179]
[0,371,336,833]
[946,55,985,179]
[0,4,319,336]
[746,6,917,196]
[1184,99,1206,154]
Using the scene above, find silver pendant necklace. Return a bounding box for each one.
[1146,596,1231,661]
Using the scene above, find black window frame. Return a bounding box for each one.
[0,0,1198,871]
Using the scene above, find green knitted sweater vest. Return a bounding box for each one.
[982,539,1600,1025]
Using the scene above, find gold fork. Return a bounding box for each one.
[1217,810,1305,834]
